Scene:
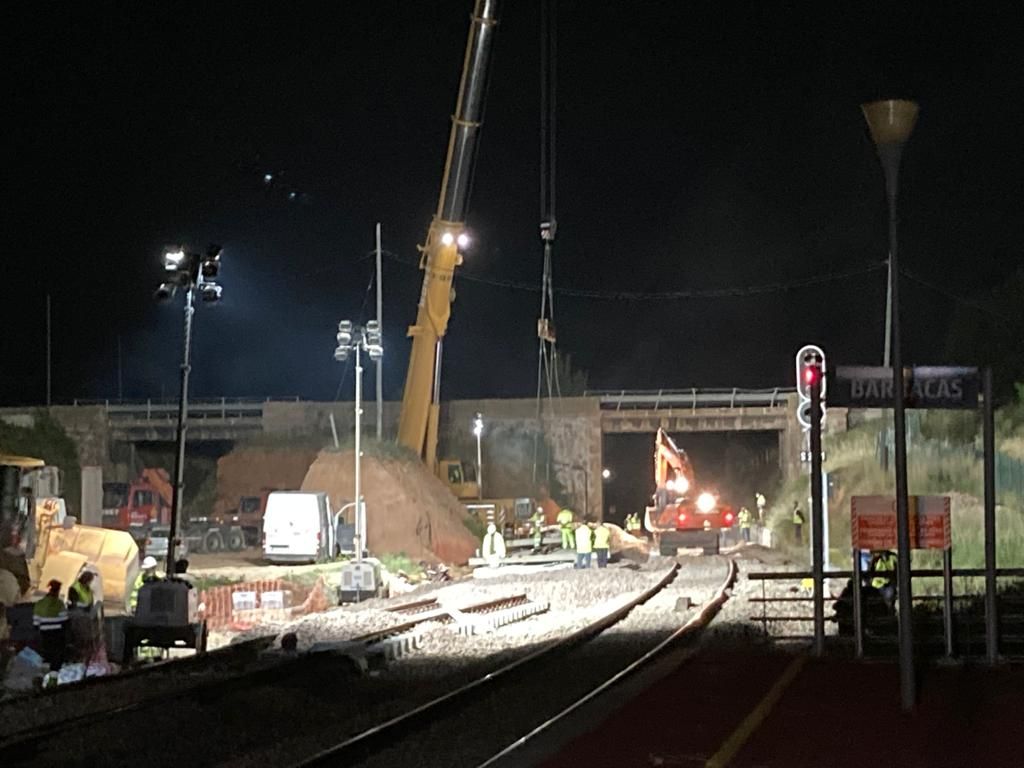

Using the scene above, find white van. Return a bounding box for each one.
[262,492,335,564]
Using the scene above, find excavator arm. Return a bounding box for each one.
[653,428,695,493]
[397,0,501,466]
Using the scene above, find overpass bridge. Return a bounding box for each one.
[2,388,839,522]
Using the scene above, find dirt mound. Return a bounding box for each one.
[214,448,319,515]
[301,450,479,565]
[607,522,650,561]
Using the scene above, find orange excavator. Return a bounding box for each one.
[645,428,735,555]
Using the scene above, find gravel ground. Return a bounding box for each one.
[3,561,680,767]
[345,557,734,768]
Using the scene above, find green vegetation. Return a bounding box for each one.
[768,387,1024,578]
[377,552,425,578]
[0,411,81,514]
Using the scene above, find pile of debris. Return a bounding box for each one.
[302,450,479,564]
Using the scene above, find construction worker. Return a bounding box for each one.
[530,506,546,551]
[557,508,575,550]
[870,549,898,609]
[755,492,766,523]
[592,520,611,568]
[738,506,753,543]
[481,523,506,568]
[574,521,593,569]
[791,501,805,545]
[67,570,95,610]
[33,579,68,669]
[130,556,159,612]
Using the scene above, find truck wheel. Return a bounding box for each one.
[226,530,244,551]
[204,530,223,553]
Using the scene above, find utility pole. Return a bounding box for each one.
[375,222,383,441]
[46,294,52,407]
[354,341,363,564]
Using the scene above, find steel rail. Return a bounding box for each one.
[292,562,681,767]
[476,558,738,767]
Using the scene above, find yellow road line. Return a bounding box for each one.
[705,655,808,768]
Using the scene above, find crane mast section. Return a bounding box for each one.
[398,0,501,460]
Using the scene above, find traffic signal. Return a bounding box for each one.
[796,344,827,430]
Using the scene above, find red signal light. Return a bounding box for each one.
[724,512,734,524]
[803,367,818,385]
[678,512,687,523]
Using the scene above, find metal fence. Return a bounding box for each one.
[588,387,794,411]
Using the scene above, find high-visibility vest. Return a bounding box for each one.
[792,507,804,525]
[33,595,68,631]
[756,494,765,508]
[575,525,593,553]
[531,512,545,530]
[871,553,897,589]
[738,508,752,528]
[483,532,506,558]
[69,579,94,608]
[557,509,574,529]
[593,524,611,549]
[130,572,156,611]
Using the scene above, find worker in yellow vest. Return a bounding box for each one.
[130,556,159,613]
[557,508,575,550]
[738,507,753,543]
[530,506,546,552]
[592,521,611,568]
[68,571,95,610]
[574,522,593,569]
[870,550,897,609]
[481,523,506,568]
[33,579,68,670]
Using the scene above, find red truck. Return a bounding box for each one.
[102,468,172,534]
[645,429,735,555]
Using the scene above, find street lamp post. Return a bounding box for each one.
[156,245,223,576]
[862,98,919,710]
[335,320,383,565]
[473,413,484,500]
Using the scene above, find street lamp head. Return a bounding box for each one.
[861,99,919,147]
[456,232,470,249]
[163,247,186,271]
[602,468,611,480]
[472,413,483,437]
[440,231,455,247]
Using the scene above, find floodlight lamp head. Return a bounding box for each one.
[199,282,223,303]
[334,347,349,362]
[155,282,177,301]
[163,247,186,271]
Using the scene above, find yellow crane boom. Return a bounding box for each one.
[397,0,501,467]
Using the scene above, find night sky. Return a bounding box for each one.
[7,2,1022,406]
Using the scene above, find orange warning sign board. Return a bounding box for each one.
[851,495,951,550]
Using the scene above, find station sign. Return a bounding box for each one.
[830,366,978,409]
[851,495,951,550]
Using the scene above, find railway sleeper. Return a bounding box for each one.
[453,600,550,636]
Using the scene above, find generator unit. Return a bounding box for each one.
[339,560,381,604]
[123,578,206,660]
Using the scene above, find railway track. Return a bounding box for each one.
[293,557,737,768]
[0,592,548,763]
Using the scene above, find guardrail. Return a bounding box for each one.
[588,387,795,410]
[67,397,300,422]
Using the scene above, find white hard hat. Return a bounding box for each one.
[486,523,496,534]
[142,556,158,570]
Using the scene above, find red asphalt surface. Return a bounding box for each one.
[543,650,1023,768]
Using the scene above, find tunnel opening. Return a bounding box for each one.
[602,431,781,525]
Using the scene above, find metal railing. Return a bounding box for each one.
[588,387,795,411]
[68,397,300,422]
[746,567,1024,659]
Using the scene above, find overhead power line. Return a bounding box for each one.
[378,249,886,300]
